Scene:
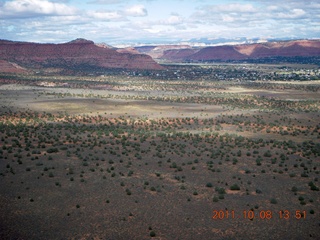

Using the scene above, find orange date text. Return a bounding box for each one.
[212,210,307,220]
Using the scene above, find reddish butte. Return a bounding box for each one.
[0,38,164,71]
[159,40,320,61]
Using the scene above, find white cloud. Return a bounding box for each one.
[222,14,235,23]
[87,10,124,21]
[124,5,148,17]
[210,3,256,13]
[277,8,306,19]
[87,0,124,4]
[0,0,77,18]
[267,5,278,11]
[161,15,183,25]
[0,0,319,44]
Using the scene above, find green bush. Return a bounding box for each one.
[218,194,224,199]
[213,196,219,202]
[308,182,319,191]
[270,198,277,204]
[125,189,131,195]
[230,184,240,190]
[215,187,226,194]
[47,148,58,153]
[300,200,306,205]
[150,231,156,237]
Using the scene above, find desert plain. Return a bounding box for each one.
[0,63,319,239]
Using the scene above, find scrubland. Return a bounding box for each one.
[0,64,319,239]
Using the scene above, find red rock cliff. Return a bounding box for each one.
[0,38,164,71]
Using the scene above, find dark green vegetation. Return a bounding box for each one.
[0,64,319,239]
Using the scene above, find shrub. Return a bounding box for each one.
[215,187,226,194]
[270,198,277,204]
[300,200,306,205]
[150,231,156,237]
[125,189,131,195]
[47,148,58,153]
[206,182,213,188]
[230,184,240,191]
[308,182,319,191]
[264,150,272,157]
[256,189,262,194]
[310,185,319,191]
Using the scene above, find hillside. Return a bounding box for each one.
[139,40,320,62]
[135,45,196,60]
[0,39,164,73]
[187,45,246,61]
[0,60,28,73]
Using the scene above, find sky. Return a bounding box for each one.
[0,0,320,45]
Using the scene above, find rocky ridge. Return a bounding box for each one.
[136,40,320,62]
[0,38,164,73]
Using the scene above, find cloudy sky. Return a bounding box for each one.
[0,0,319,45]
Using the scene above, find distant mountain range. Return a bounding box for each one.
[0,38,319,74]
[0,38,163,73]
[135,39,320,63]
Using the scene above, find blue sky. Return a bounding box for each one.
[0,0,319,45]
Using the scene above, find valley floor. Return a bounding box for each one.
[0,70,319,239]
